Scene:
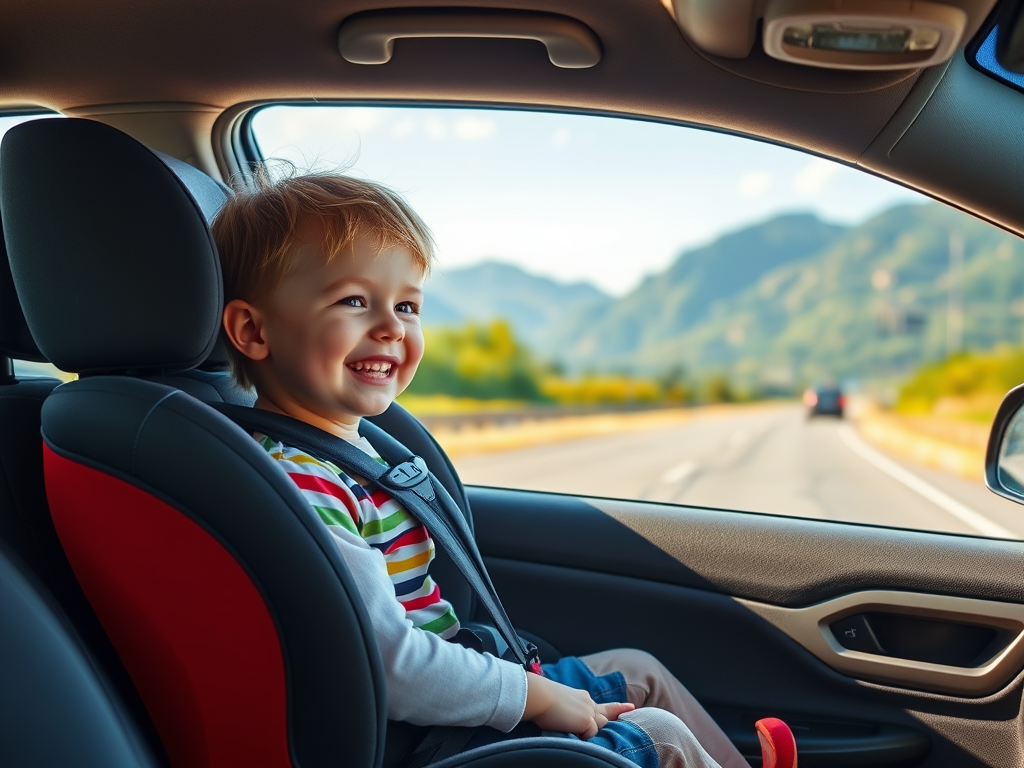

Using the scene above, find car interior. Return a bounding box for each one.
[3,1,1024,767]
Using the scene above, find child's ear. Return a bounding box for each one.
[222,299,270,362]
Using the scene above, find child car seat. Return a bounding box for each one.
[1,117,631,768]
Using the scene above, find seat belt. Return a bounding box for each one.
[212,403,541,674]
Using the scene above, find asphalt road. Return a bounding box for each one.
[454,404,1024,540]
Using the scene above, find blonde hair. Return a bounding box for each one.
[212,167,435,388]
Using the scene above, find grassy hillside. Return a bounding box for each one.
[897,347,1024,423]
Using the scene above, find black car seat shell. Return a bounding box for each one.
[0,544,157,768]
[1,117,629,768]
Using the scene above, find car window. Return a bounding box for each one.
[0,113,72,382]
[253,105,1024,540]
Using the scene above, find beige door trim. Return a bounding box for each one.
[737,590,1024,696]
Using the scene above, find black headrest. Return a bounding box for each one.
[0,118,224,375]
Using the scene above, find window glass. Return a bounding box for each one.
[253,105,1024,540]
[0,113,71,381]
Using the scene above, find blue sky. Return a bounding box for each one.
[254,106,929,296]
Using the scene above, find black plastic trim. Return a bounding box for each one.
[430,737,635,768]
[985,382,1024,504]
[237,108,264,173]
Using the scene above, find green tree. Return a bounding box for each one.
[406,320,545,401]
[702,374,735,404]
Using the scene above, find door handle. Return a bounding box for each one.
[738,590,1024,696]
[338,9,602,69]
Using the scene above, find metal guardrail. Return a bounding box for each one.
[413,403,676,431]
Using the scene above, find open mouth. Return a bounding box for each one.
[347,360,395,382]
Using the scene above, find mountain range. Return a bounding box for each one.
[423,203,1024,387]
[423,260,606,349]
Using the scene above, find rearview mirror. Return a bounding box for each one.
[986,384,1024,503]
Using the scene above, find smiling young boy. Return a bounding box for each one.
[213,171,794,768]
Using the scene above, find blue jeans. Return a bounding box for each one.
[463,656,659,768]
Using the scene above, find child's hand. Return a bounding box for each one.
[522,672,636,739]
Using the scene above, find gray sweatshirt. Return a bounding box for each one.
[327,523,529,731]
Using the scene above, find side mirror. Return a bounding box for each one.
[986,384,1024,504]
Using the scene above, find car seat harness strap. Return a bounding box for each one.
[212,404,541,675]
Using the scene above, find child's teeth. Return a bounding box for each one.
[349,361,393,375]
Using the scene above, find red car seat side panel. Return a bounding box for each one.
[44,443,292,768]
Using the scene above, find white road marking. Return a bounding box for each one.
[661,460,698,484]
[837,425,1017,539]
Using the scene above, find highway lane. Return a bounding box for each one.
[453,404,1024,539]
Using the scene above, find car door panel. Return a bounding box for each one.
[469,488,1024,606]
[468,486,1024,767]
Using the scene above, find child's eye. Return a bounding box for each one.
[337,296,365,308]
[396,301,420,315]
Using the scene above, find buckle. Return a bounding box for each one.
[385,456,429,489]
[526,642,542,675]
[383,456,436,502]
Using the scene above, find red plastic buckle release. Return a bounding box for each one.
[529,660,543,676]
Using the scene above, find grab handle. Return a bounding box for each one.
[338,9,602,69]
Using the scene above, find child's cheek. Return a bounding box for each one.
[318,322,352,357]
[407,333,425,371]
[400,343,424,390]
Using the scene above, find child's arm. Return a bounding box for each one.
[326,520,634,738]
[327,524,529,730]
[523,673,635,739]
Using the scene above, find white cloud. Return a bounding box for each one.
[794,158,841,195]
[551,128,572,148]
[738,171,772,198]
[390,117,417,139]
[279,117,306,142]
[424,117,447,140]
[345,108,382,134]
[454,117,497,141]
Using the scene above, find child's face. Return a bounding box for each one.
[256,228,425,423]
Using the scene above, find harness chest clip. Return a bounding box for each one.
[384,456,436,502]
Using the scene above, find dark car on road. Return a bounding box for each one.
[804,385,845,418]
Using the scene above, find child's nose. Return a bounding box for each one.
[372,311,405,341]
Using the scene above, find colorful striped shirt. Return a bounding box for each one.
[257,432,460,639]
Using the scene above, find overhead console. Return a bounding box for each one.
[671,0,996,70]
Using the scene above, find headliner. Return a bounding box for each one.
[0,0,936,161]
